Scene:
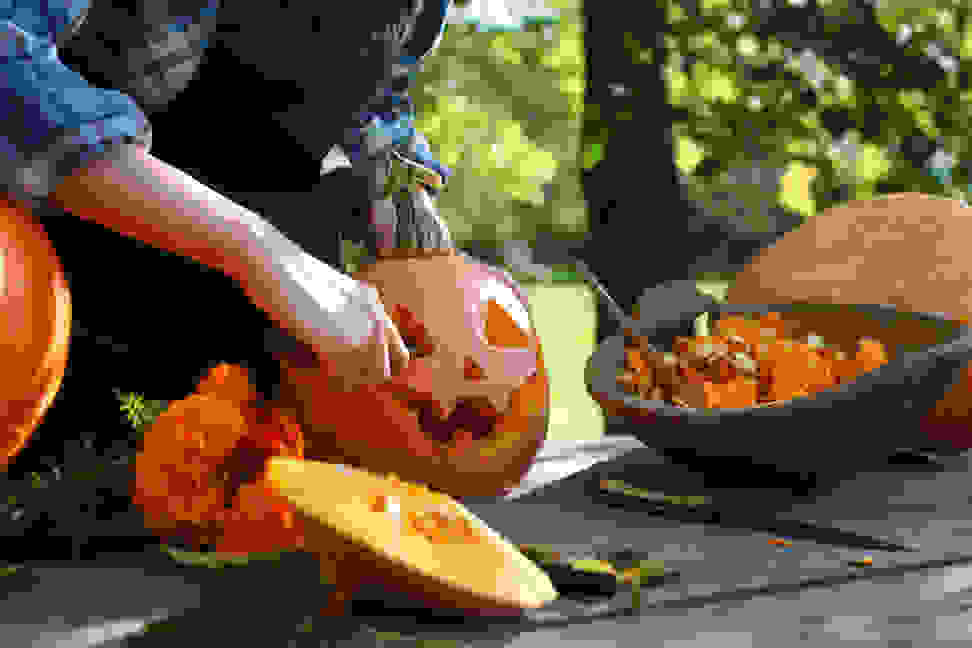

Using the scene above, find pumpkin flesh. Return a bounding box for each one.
[263,457,558,615]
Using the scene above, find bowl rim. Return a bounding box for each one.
[587,301,972,418]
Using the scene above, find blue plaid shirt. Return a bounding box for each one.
[0,1,151,208]
[0,0,453,210]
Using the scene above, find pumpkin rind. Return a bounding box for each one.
[0,199,71,470]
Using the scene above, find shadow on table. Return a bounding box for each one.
[113,445,971,645]
[72,551,561,647]
[511,445,964,550]
[8,436,972,647]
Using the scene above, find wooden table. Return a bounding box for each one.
[5,437,972,646]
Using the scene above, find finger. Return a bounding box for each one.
[358,281,391,382]
[374,309,392,380]
[384,312,410,376]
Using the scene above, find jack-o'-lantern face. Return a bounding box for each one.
[273,253,550,498]
[374,254,539,424]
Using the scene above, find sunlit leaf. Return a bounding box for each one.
[779,162,818,218]
[675,135,706,174]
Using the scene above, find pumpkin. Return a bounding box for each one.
[725,193,972,448]
[263,456,558,616]
[0,198,71,470]
[273,250,550,498]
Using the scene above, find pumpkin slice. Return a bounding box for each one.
[263,457,558,616]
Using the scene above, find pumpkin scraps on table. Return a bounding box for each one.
[130,363,560,619]
[517,543,672,611]
[131,363,307,557]
[617,311,890,408]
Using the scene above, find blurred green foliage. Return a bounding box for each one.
[412,0,586,251]
[416,0,972,254]
[663,0,971,228]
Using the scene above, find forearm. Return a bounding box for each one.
[48,144,372,353]
[49,143,268,287]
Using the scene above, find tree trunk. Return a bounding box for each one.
[577,0,725,345]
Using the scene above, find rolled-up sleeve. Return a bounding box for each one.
[0,1,151,209]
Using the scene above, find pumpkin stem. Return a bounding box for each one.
[366,188,457,260]
[348,140,456,262]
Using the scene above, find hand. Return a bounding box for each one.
[241,226,409,391]
[312,277,412,392]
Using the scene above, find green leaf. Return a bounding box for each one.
[114,388,167,433]
[1,564,22,577]
[599,479,712,507]
[736,35,760,58]
[692,61,739,103]
[779,162,818,218]
[853,141,893,184]
[700,0,732,15]
[581,141,604,170]
[161,544,286,569]
[694,312,711,338]
[518,543,562,565]
[140,618,181,635]
[675,135,706,174]
[569,558,617,575]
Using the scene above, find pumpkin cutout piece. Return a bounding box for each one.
[131,369,308,556]
[273,252,550,498]
[263,457,558,617]
[0,198,71,471]
[195,362,263,405]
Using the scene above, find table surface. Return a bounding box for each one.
[5,436,972,647]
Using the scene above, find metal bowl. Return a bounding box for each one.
[586,287,972,478]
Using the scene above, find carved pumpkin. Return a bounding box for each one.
[0,198,71,470]
[264,457,558,616]
[273,250,550,498]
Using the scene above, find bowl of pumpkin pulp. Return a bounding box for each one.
[586,298,972,477]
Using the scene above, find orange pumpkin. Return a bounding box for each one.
[0,198,71,470]
[726,193,972,448]
[273,251,550,498]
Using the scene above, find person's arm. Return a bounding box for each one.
[48,143,408,382]
[49,143,266,291]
